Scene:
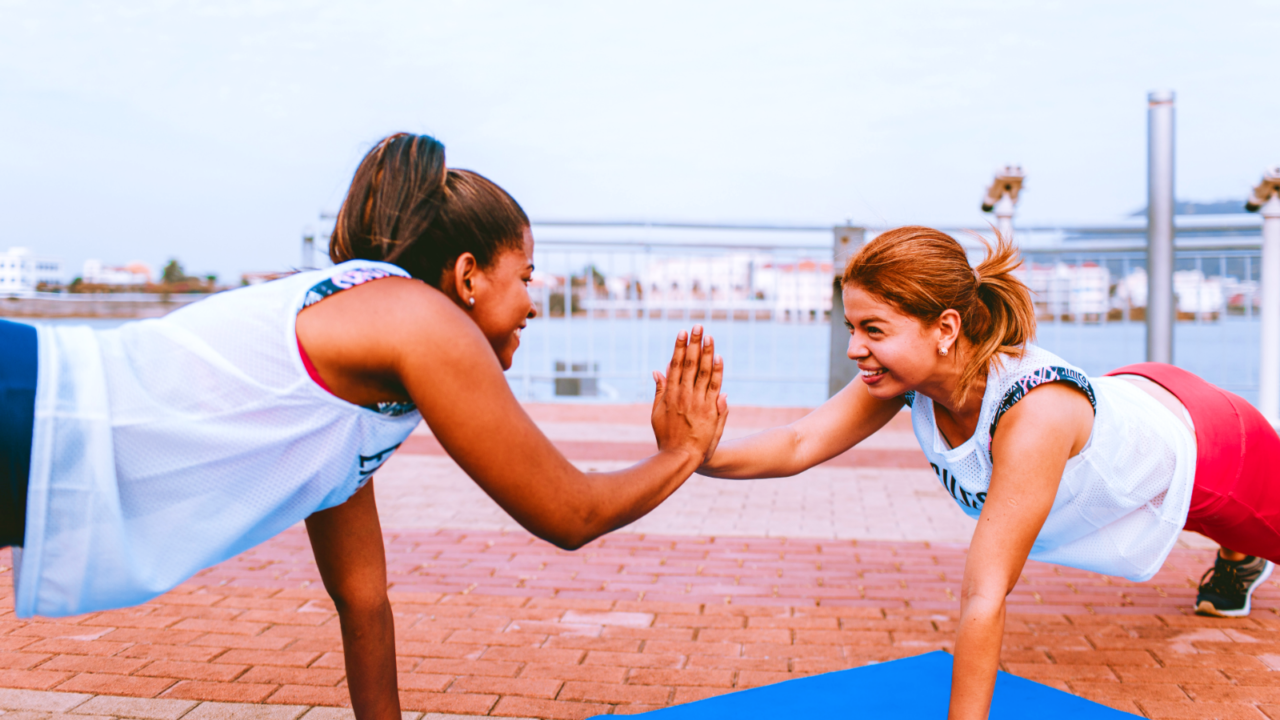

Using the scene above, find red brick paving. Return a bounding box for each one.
[2,530,1279,718]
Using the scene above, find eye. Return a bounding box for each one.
[866,325,884,336]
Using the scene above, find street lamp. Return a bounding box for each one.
[981,165,1025,240]
[1247,167,1280,424]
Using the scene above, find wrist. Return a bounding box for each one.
[659,445,703,474]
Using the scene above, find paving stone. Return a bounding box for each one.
[181,701,309,720]
[0,689,92,713]
[70,697,197,720]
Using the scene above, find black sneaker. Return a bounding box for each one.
[1195,554,1274,617]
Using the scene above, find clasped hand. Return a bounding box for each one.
[651,325,729,465]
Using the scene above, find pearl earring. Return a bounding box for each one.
[938,346,948,356]
[468,297,476,306]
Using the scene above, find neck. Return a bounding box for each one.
[920,343,986,422]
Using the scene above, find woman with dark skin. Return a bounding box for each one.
[1,133,727,720]
[299,228,727,718]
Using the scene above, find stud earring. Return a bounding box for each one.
[938,346,948,356]
[468,297,476,306]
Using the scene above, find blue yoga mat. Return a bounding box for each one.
[597,650,1138,719]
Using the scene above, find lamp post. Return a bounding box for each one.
[1247,167,1280,424]
[981,166,1025,241]
[1146,90,1176,364]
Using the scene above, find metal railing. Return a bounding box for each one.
[507,238,834,405]
[995,243,1263,400]
[509,236,1270,405]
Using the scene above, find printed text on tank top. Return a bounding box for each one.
[296,267,417,417]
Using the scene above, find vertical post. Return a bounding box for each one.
[301,232,315,269]
[1254,187,1280,423]
[1146,90,1176,364]
[994,195,1015,241]
[981,166,1023,240]
[829,226,865,397]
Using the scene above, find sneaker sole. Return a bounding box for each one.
[1195,560,1274,618]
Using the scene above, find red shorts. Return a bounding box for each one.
[1105,363,1280,562]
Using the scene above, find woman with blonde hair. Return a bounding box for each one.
[699,226,1277,719]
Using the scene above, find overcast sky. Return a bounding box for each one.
[3,0,1279,281]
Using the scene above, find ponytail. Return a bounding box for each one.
[842,226,1036,404]
[330,133,529,287]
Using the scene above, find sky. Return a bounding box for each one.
[3,0,1279,282]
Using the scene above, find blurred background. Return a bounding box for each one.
[3,0,1279,405]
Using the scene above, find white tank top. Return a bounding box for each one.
[908,344,1196,581]
[15,261,422,618]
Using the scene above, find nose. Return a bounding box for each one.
[846,331,869,362]
[527,304,538,320]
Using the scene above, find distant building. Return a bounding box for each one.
[240,271,292,286]
[0,247,63,294]
[82,259,152,286]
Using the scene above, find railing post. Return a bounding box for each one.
[1247,168,1280,423]
[301,231,315,269]
[829,226,865,397]
[1146,90,1176,364]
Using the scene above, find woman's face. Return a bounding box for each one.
[842,283,950,400]
[469,228,537,370]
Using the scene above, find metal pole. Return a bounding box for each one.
[1146,90,1176,364]
[829,226,865,397]
[1258,193,1280,423]
[994,195,1015,241]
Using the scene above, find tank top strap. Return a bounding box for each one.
[985,348,1097,442]
[296,261,418,417]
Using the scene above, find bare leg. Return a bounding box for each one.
[1219,547,1248,561]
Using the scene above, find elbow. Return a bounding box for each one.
[959,581,1010,618]
[547,533,591,552]
[537,506,605,552]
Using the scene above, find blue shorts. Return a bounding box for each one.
[0,318,37,548]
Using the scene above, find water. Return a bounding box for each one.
[8,315,1264,407]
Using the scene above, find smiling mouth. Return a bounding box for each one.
[860,367,886,378]
[514,326,524,339]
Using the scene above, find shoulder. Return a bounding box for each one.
[298,275,488,370]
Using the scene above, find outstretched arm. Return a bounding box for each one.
[698,374,902,479]
[297,278,725,549]
[392,284,724,549]
[948,382,1092,720]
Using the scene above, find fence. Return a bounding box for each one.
[510,232,1269,406]
[508,237,834,406]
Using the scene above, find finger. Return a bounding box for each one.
[693,335,715,396]
[680,325,703,390]
[652,370,666,400]
[705,394,730,463]
[667,330,689,388]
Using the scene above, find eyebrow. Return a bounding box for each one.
[844,316,888,330]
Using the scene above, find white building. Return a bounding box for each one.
[0,248,63,295]
[82,259,152,286]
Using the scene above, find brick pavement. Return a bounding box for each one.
[0,404,1274,719]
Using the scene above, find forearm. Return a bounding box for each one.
[560,448,702,547]
[949,594,1006,720]
[698,426,805,479]
[338,599,400,720]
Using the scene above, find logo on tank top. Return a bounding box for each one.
[303,267,402,309]
[356,442,402,487]
[931,462,987,511]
